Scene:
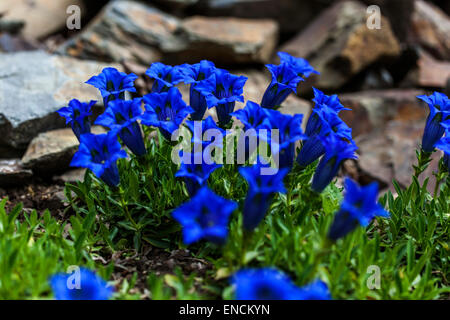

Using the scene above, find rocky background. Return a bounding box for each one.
[0,0,449,210]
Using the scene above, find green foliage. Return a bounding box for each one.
[0,198,105,299]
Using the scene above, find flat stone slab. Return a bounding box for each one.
[0,51,116,150]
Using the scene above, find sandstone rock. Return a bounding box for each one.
[0,51,116,150]
[22,127,104,175]
[0,0,85,39]
[195,0,332,35]
[165,16,279,65]
[57,1,178,64]
[338,89,426,137]
[411,0,450,60]
[402,50,450,88]
[353,121,440,192]
[0,159,33,186]
[281,1,401,91]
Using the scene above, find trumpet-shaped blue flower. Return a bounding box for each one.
[71,132,127,187]
[172,187,237,245]
[86,67,137,106]
[50,267,113,300]
[179,60,216,120]
[305,88,349,136]
[311,134,358,193]
[95,98,146,156]
[196,69,247,126]
[297,107,353,167]
[231,268,331,300]
[277,52,319,78]
[146,62,184,93]
[417,92,450,152]
[328,178,390,241]
[239,162,288,230]
[185,115,226,148]
[435,129,450,171]
[260,63,304,109]
[141,87,193,140]
[57,99,95,141]
[263,109,306,170]
[175,151,222,196]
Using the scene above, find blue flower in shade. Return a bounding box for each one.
[263,109,306,170]
[179,60,217,120]
[231,268,331,300]
[328,178,390,241]
[260,63,304,109]
[50,267,113,300]
[311,134,358,193]
[277,52,319,78]
[145,62,184,93]
[95,98,146,156]
[141,87,194,140]
[435,128,450,171]
[175,151,222,197]
[71,132,127,187]
[86,67,138,106]
[185,115,226,148]
[57,99,95,141]
[239,162,288,230]
[172,187,237,245]
[418,92,450,152]
[297,107,353,167]
[196,69,248,126]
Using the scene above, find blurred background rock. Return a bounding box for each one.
[0,0,449,195]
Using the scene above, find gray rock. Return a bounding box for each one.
[54,168,87,183]
[0,159,33,186]
[57,1,179,64]
[0,51,115,150]
[21,126,105,176]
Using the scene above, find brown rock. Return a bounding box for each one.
[0,0,85,39]
[411,0,450,60]
[281,1,401,91]
[0,159,33,186]
[402,50,450,88]
[57,1,178,64]
[338,89,427,137]
[22,127,104,176]
[166,17,279,65]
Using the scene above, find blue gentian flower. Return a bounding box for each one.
[71,132,127,187]
[417,92,450,152]
[305,88,349,137]
[185,115,226,148]
[95,98,146,156]
[231,268,331,300]
[435,128,450,172]
[263,109,306,170]
[179,60,217,120]
[196,69,247,127]
[57,99,95,141]
[328,178,390,241]
[141,87,194,140]
[85,67,137,106]
[145,62,184,93]
[277,52,319,78]
[175,151,222,196]
[172,187,237,245]
[297,107,353,167]
[311,134,358,193]
[239,162,288,230]
[50,267,113,300]
[260,63,304,109]
[231,101,272,160]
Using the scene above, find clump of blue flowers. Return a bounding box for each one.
[50,268,113,300]
[231,268,331,300]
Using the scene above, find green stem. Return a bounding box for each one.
[413,149,432,178]
[119,188,139,231]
